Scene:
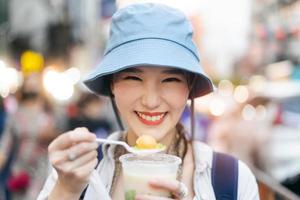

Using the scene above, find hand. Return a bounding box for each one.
[135,179,188,200]
[48,127,98,196]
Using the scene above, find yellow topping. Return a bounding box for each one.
[136,135,158,149]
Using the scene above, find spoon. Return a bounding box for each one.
[96,138,166,155]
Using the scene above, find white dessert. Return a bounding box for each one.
[124,169,176,197]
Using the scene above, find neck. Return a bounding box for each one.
[126,128,177,148]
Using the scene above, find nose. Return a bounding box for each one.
[141,83,161,109]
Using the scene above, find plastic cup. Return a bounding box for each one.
[119,153,182,200]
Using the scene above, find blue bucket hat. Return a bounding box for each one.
[83,3,213,98]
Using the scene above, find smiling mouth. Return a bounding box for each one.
[135,111,167,125]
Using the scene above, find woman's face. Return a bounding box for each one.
[111,66,189,141]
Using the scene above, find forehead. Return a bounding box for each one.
[117,66,185,75]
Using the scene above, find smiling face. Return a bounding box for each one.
[111,66,189,144]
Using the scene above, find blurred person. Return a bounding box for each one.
[38,4,259,200]
[68,92,112,160]
[0,97,9,200]
[269,95,300,195]
[68,92,112,136]
[0,74,59,200]
[207,97,275,170]
[0,97,6,139]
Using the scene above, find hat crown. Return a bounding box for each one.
[105,3,199,60]
[83,3,213,98]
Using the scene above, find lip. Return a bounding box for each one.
[135,111,167,126]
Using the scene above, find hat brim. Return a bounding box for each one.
[83,38,213,98]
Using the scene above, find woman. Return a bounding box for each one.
[38,3,259,200]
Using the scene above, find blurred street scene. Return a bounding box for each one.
[0,0,300,199]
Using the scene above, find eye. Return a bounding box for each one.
[162,77,182,82]
[124,76,142,81]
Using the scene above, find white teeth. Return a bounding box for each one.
[137,112,165,122]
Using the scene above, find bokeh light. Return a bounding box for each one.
[21,51,44,76]
[242,104,256,121]
[218,79,234,97]
[65,67,81,85]
[0,60,22,97]
[43,68,75,101]
[248,75,267,93]
[233,85,249,103]
[209,98,225,116]
[256,105,267,120]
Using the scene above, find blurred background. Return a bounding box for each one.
[0,0,300,199]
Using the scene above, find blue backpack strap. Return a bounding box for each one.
[212,151,238,200]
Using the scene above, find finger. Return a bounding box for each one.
[49,127,96,151]
[148,179,179,193]
[56,157,98,182]
[72,158,98,182]
[148,179,188,199]
[68,141,98,160]
[49,141,98,165]
[70,150,98,169]
[135,194,173,200]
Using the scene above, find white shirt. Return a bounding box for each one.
[37,132,259,200]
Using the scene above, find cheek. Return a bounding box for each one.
[162,85,189,107]
[112,82,141,110]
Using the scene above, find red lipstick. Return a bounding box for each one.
[136,111,166,126]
